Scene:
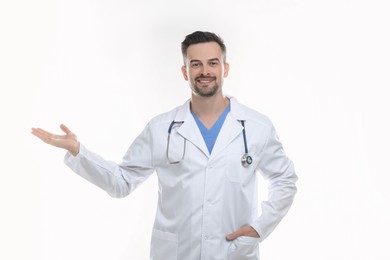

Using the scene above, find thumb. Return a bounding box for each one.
[60,124,71,134]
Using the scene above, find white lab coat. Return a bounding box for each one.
[64,97,297,260]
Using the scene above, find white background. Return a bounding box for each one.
[1,0,390,259]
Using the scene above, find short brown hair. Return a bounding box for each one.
[181,31,227,64]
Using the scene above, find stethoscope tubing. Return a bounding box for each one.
[240,120,249,154]
[240,120,252,167]
[166,120,252,167]
[167,121,185,164]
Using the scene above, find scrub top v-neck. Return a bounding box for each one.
[191,104,231,154]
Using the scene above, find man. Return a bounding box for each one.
[32,31,297,260]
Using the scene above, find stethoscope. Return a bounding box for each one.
[239,120,253,167]
[166,120,186,164]
[166,120,252,168]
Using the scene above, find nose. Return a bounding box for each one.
[201,64,211,76]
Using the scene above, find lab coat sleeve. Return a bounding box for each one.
[250,124,298,242]
[64,124,155,198]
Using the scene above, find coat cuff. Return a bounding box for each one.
[64,143,85,164]
[249,221,266,243]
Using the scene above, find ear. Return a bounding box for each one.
[181,65,188,81]
[223,62,230,78]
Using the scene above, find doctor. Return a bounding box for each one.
[32,31,297,260]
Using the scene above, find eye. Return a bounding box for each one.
[209,61,219,67]
[191,62,201,68]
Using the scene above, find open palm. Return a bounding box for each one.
[31,124,80,156]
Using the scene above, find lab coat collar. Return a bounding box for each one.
[226,95,247,121]
[173,96,247,122]
[174,100,209,157]
[173,96,246,159]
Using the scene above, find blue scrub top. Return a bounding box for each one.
[191,104,231,154]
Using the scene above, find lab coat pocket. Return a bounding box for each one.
[150,229,178,260]
[227,236,259,260]
[226,153,258,183]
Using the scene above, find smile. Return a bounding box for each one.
[196,77,216,84]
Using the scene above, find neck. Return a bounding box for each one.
[190,93,229,123]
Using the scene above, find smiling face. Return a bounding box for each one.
[181,42,229,98]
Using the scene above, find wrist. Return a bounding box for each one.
[69,141,80,156]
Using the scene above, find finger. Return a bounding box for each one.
[31,131,52,144]
[32,127,66,143]
[31,128,42,138]
[226,228,244,241]
[32,127,54,137]
[60,124,71,134]
[31,128,53,142]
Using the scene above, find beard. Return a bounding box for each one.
[191,76,220,97]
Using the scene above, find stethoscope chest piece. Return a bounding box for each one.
[241,153,253,168]
[240,120,252,168]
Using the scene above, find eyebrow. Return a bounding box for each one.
[189,58,221,64]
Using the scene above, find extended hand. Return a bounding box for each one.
[31,124,80,156]
[225,225,260,241]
